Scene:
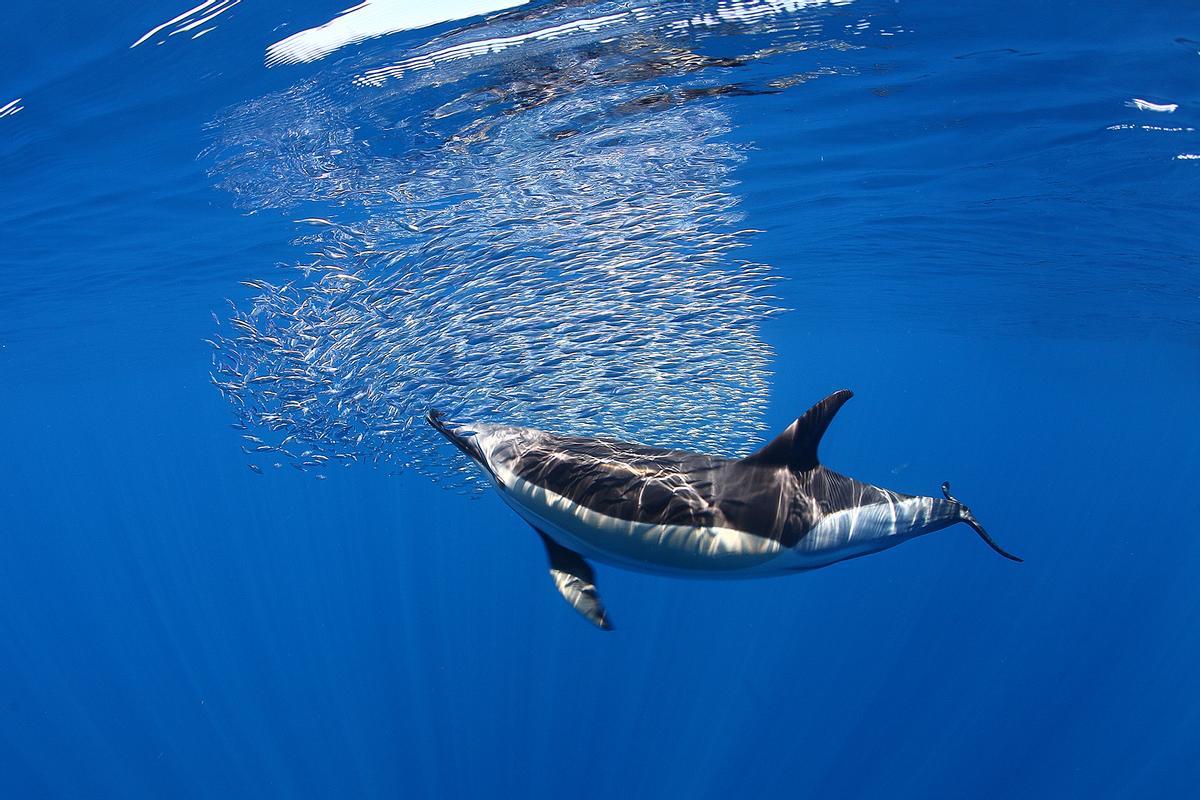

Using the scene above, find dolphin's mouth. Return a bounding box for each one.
[426,410,490,471]
[941,482,1023,563]
[426,410,479,457]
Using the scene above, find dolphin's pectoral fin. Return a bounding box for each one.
[535,530,613,631]
[740,388,853,472]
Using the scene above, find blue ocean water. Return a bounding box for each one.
[2,0,1199,796]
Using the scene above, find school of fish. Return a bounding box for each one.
[203,0,883,483]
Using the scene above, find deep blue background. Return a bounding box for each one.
[2,1,1199,797]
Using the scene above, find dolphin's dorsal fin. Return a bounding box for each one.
[741,389,853,471]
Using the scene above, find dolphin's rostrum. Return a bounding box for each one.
[428,390,1020,630]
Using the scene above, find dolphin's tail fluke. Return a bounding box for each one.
[941,482,1023,563]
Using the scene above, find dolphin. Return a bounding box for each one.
[427,390,1020,630]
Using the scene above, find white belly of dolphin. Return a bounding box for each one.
[487,462,784,576]
[773,495,946,570]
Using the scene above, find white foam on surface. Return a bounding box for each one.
[0,98,23,119]
[265,0,530,67]
[1126,98,1178,113]
[131,0,241,48]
